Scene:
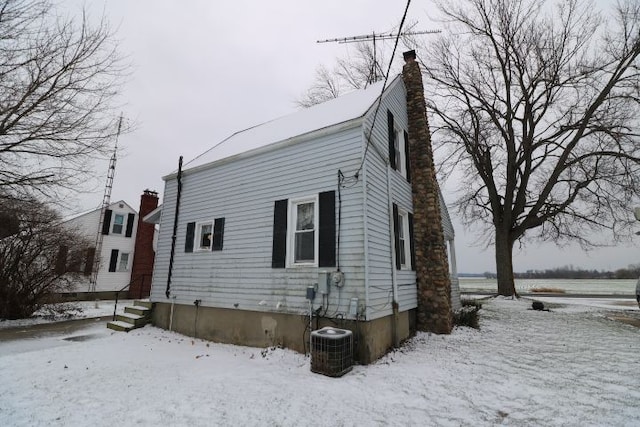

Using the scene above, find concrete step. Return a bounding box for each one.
[134,300,153,309]
[107,320,135,332]
[125,305,151,317]
[116,312,148,327]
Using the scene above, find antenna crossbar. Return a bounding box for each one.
[317,29,440,44]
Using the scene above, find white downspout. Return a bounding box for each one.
[362,129,370,321]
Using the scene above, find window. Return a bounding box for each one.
[393,204,414,271]
[197,222,213,250]
[387,110,410,181]
[398,212,410,269]
[184,218,225,253]
[289,197,318,266]
[118,252,130,271]
[272,192,335,269]
[394,128,406,176]
[112,214,124,234]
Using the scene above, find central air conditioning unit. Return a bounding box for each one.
[311,327,353,377]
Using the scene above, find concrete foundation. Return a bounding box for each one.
[152,303,415,364]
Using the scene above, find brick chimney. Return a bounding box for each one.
[129,189,159,299]
[402,50,453,334]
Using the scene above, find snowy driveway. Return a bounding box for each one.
[1,298,639,426]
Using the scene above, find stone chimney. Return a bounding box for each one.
[402,50,453,334]
[129,189,159,299]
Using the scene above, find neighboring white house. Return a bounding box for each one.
[147,72,460,363]
[63,200,138,295]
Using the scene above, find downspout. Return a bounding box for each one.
[386,164,399,347]
[361,129,370,322]
[166,156,183,299]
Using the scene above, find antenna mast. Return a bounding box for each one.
[89,114,123,292]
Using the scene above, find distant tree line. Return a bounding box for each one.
[483,265,640,280]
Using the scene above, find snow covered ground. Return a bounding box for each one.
[1,297,639,426]
[0,300,132,330]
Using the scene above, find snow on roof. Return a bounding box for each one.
[62,200,136,222]
[179,76,400,175]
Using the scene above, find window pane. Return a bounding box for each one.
[118,253,129,271]
[200,224,212,248]
[399,238,406,266]
[295,230,314,262]
[296,203,314,231]
[113,214,124,234]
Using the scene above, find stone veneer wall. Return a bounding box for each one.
[402,50,453,334]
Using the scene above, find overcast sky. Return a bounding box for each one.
[68,0,639,274]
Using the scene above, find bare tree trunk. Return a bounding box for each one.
[495,228,517,296]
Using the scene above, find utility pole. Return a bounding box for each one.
[317,30,440,84]
[89,115,123,292]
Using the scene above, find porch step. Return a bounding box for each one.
[116,312,148,327]
[107,320,135,332]
[106,300,154,333]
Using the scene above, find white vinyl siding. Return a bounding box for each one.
[150,126,365,317]
[363,78,417,319]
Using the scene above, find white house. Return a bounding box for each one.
[62,191,159,299]
[147,69,460,363]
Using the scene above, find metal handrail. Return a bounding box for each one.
[112,273,151,321]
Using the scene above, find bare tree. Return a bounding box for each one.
[297,42,389,107]
[0,0,127,202]
[424,0,640,295]
[0,198,91,319]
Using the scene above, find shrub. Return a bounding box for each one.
[0,198,90,319]
[454,305,481,329]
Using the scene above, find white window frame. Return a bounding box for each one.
[398,209,411,270]
[287,195,319,267]
[394,127,406,178]
[195,221,214,251]
[112,213,124,234]
[118,252,130,272]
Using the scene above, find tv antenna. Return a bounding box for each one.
[317,29,440,84]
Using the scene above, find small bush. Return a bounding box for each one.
[454,305,480,329]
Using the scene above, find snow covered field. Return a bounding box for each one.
[1,298,639,426]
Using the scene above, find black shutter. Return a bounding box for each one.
[387,110,396,169]
[55,245,68,275]
[101,209,112,235]
[212,217,225,251]
[392,204,401,270]
[408,213,416,271]
[185,222,195,253]
[108,249,118,272]
[125,213,135,237]
[404,131,411,183]
[318,191,336,268]
[272,199,288,268]
[84,247,95,276]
